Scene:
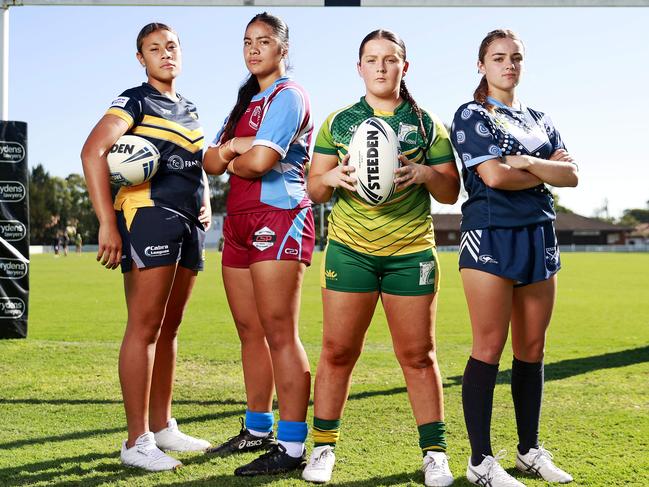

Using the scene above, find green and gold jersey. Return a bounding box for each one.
[314,97,454,256]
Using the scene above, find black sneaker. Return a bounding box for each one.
[234,443,306,476]
[205,418,275,457]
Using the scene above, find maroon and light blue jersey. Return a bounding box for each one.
[214,77,313,215]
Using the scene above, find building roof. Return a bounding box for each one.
[432,212,633,232]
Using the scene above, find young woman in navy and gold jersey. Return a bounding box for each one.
[202,12,314,477]
[81,23,211,472]
[450,30,578,487]
[302,30,460,486]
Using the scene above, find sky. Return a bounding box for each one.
[8,5,649,218]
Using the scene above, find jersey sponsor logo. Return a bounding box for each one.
[0,297,25,319]
[249,105,262,130]
[144,245,170,257]
[0,220,26,241]
[397,123,419,144]
[0,181,26,202]
[0,141,25,163]
[252,226,276,251]
[110,96,129,108]
[284,248,298,256]
[479,254,499,265]
[166,155,201,171]
[419,261,435,285]
[0,258,28,279]
[324,269,337,280]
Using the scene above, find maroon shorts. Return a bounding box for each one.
[222,207,315,268]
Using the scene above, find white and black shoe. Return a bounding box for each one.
[120,432,182,472]
[466,450,525,487]
[302,445,336,483]
[422,451,454,487]
[516,445,573,483]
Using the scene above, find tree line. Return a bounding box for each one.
[27,164,649,245]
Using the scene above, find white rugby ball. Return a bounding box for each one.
[347,117,399,206]
[107,135,160,186]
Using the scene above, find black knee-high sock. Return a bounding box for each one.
[462,356,499,466]
[511,357,544,455]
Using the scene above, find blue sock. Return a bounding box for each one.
[245,410,274,434]
[277,420,308,443]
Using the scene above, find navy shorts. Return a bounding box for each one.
[117,206,205,274]
[458,221,560,286]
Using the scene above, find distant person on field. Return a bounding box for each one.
[202,12,314,477]
[75,232,82,253]
[81,22,212,472]
[303,29,460,486]
[61,232,70,257]
[450,29,578,487]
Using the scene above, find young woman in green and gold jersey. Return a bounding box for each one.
[302,29,460,486]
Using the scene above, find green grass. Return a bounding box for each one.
[0,251,648,486]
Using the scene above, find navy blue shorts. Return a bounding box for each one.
[117,206,205,274]
[458,221,560,286]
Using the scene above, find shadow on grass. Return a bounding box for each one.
[0,397,245,406]
[0,409,242,451]
[443,345,649,387]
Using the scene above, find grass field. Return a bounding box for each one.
[0,251,647,486]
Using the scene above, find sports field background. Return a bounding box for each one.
[0,251,647,486]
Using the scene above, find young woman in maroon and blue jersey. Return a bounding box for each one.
[203,12,314,476]
[450,29,578,487]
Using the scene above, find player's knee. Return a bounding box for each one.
[322,340,361,368]
[396,346,435,370]
[234,318,265,343]
[515,341,545,363]
[263,328,296,351]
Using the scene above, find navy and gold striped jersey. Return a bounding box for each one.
[106,83,204,228]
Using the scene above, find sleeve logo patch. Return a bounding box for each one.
[110,96,130,108]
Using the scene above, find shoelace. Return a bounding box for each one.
[312,448,333,466]
[530,443,554,466]
[424,456,446,472]
[482,450,510,482]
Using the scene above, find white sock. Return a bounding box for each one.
[247,428,270,438]
[278,440,305,458]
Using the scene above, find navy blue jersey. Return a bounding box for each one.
[106,83,204,228]
[451,97,565,230]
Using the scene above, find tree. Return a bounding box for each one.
[619,200,649,226]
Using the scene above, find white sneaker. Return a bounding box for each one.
[516,445,573,483]
[466,450,525,487]
[120,431,182,472]
[422,451,454,486]
[154,418,211,452]
[302,445,336,483]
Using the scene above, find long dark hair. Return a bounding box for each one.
[474,29,522,111]
[358,29,427,142]
[220,12,289,143]
[136,22,178,53]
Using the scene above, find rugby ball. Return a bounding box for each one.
[347,117,399,206]
[107,135,160,186]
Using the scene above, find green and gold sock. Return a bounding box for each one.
[419,421,447,456]
[313,417,340,447]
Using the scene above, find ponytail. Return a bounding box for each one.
[473,75,493,111]
[220,76,260,143]
[399,80,427,143]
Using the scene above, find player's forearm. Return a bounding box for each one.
[510,155,579,188]
[307,174,335,203]
[424,166,460,204]
[81,154,117,226]
[480,161,543,191]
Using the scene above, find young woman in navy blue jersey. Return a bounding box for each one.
[81,23,211,472]
[450,29,578,487]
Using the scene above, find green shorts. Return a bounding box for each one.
[320,240,440,296]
